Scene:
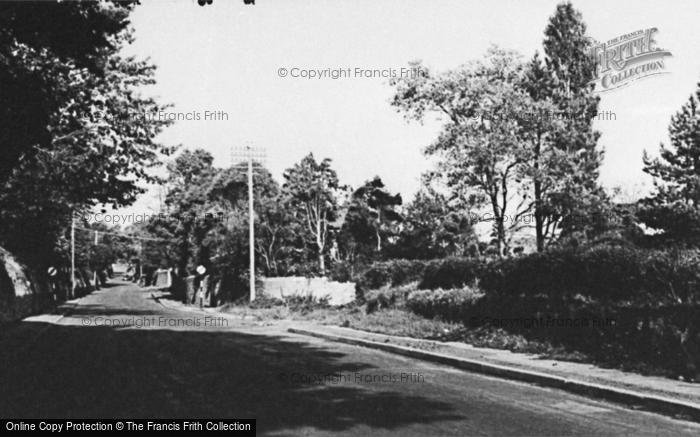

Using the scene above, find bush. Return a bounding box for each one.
[474,245,700,378]
[419,256,485,290]
[355,259,428,301]
[328,260,356,283]
[392,246,700,377]
[347,247,700,377]
[245,294,284,309]
[406,285,484,321]
[364,281,419,313]
[283,294,330,313]
[241,293,330,313]
[480,246,700,305]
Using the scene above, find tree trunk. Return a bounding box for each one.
[490,195,506,258]
[534,133,545,252]
[316,219,325,274]
[498,219,508,257]
[535,180,544,252]
[318,252,325,275]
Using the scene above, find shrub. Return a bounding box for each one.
[406,285,484,321]
[246,294,284,309]
[480,246,700,305]
[284,261,322,278]
[419,256,485,290]
[283,294,330,313]
[340,247,700,376]
[364,281,419,313]
[355,259,428,301]
[474,245,700,378]
[328,260,356,283]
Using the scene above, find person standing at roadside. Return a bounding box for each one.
[195,265,208,308]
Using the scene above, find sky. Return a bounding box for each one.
[113,0,700,218]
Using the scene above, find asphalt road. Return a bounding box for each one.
[1,281,699,436]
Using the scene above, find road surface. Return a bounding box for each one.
[1,281,698,436]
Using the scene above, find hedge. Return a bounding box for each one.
[480,246,700,305]
[356,246,700,306]
[355,246,700,377]
[406,286,484,321]
[418,256,486,290]
[354,259,428,301]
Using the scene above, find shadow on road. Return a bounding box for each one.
[0,320,465,434]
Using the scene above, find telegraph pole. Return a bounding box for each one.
[93,231,99,288]
[70,217,75,299]
[248,151,255,302]
[231,145,266,302]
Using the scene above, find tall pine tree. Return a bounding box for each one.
[640,80,700,244]
[522,1,605,250]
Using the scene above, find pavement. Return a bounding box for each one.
[286,325,700,422]
[1,280,700,436]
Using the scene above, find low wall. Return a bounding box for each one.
[153,269,173,289]
[262,277,355,306]
[111,262,129,274]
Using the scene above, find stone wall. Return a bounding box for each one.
[261,277,355,306]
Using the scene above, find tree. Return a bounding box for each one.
[487,2,607,252]
[640,80,700,245]
[341,176,402,254]
[0,1,138,186]
[519,52,566,250]
[255,195,296,276]
[391,3,605,254]
[392,47,535,256]
[0,0,254,185]
[157,149,287,297]
[163,149,216,274]
[167,149,215,189]
[390,187,478,259]
[531,1,605,248]
[207,161,282,278]
[0,6,172,270]
[282,154,344,274]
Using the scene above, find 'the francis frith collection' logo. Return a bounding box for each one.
[589,28,672,92]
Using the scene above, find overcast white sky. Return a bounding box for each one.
[115,0,700,217]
